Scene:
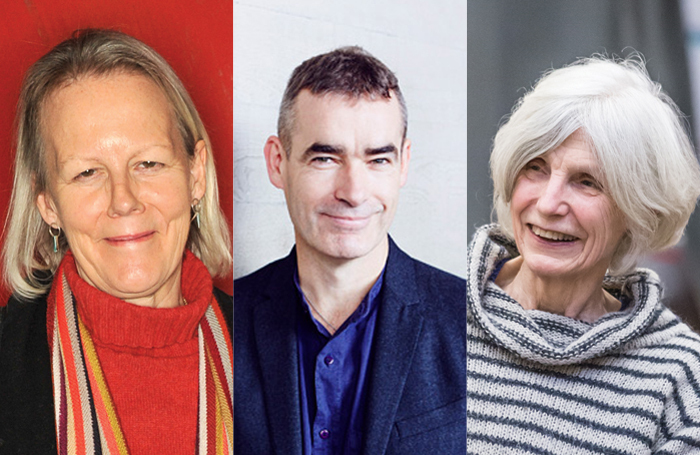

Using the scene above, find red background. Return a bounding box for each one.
[0,0,233,303]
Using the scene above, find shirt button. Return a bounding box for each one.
[319,429,330,439]
[324,355,335,366]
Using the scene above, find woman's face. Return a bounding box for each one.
[510,131,627,281]
[37,73,206,307]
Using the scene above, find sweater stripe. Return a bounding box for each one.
[469,349,669,400]
[469,370,659,420]
[469,392,654,444]
[468,410,638,455]
[468,432,571,455]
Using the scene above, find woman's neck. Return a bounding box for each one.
[495,256,620,323]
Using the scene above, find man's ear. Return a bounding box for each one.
[399,138,411,187]
[36,191,60,228]
[190,140,208,201]
[264,135,286,189]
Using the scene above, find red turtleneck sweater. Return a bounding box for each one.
[48,251,213,454]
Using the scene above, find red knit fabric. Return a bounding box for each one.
[49,250,213,455]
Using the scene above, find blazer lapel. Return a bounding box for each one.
[253,253,303,455]
[362,239,424,454]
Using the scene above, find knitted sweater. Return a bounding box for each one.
[467,225,700,455]
[51,250,212,454]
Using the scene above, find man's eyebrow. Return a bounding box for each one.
[365,144,398,156]
[302,143,345,159]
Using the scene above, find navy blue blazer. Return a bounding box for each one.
[234,238,466,454]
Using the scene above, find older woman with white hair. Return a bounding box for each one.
[0,30,232,454]
[468,56,700,454]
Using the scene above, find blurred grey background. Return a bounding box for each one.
[468,0,700,330]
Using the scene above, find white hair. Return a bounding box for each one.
[491,55,700,275]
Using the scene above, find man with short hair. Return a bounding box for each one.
[234,46,466,455]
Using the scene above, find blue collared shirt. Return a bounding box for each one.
[295,269,385,455]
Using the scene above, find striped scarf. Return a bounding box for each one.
[48,269,233,454]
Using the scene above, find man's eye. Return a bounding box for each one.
[372,158,390,165]
[312,156,334,164]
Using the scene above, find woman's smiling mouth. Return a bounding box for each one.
[529,224,578,242]
[105,231,156,244]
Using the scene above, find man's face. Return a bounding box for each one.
[266,90,410,263]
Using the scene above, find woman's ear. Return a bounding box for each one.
[36,191,61,228]
[190,140,208,201]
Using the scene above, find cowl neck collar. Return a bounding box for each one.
[468,224,664,365]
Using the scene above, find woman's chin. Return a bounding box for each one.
[523,255,585,280]
[73,247,183,305]
[87,268,177,306]
[101,281,160,302]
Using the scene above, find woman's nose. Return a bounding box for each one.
[535,177,569,217]
[107,176,145,217]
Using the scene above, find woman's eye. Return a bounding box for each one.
[579,176,601,190]
[75,169,96,180]
[139,161,163,170]
[523,160,545,175]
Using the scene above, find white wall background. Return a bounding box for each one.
[233,0,467,279]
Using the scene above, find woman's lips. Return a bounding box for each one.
[105,231,155,244]
[529,224,578,242]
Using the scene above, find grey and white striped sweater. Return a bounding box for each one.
[467,225,700,455]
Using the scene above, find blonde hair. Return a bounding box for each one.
[3,29,231,299]
[491,55,700,275]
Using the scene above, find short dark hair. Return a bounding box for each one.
[277,46,408,153]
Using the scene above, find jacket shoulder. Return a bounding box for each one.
[0,293,56,454]
[1,293,50,349]
[391,247,466,309]
[412,258,465,295]
[234,254,293,308]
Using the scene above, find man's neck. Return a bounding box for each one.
[296,238,388,333]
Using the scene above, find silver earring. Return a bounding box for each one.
[48,225,61,253]
[191,198,201,229]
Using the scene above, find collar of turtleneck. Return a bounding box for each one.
[47,249,213,351]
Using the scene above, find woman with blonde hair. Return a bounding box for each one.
[0,29,232,454]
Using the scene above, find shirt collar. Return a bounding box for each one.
[294,267,385,337]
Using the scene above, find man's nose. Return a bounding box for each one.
[335,162,368,206]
